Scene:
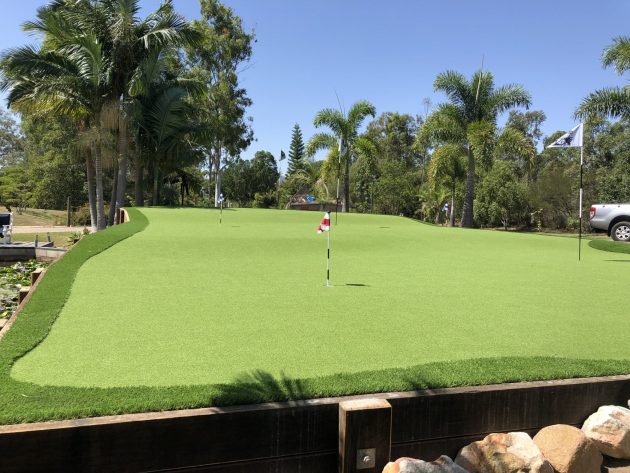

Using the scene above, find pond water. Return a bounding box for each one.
[0,261,47,320]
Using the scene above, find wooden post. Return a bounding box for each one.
[18,286,30,304]
[66,196,71,227]
[339,398,392,473]
[31,268,44,285]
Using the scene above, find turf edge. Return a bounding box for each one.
[589,239,630,254]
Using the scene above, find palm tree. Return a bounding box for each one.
[306,101,376,212]
[428,144,466,226]
[427,70,530,227]
[134,77,204,205]
[104,0,198,215]
[0,13,111,229]
[1,0,198,228]
[576,37,630,119]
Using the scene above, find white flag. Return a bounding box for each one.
[547,123,583,148]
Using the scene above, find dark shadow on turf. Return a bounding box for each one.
[346,283,370,287]
[605,260,630,263]
[212,370,306,405]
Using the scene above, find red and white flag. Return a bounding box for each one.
[317,212,330,233]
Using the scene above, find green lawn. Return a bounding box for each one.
[12,232,75,249]
[1,207,630,424]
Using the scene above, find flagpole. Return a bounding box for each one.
[579,145,584,261]
[326,228,330,287]
[336,141,342,226]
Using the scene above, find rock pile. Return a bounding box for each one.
[382,399,630,473]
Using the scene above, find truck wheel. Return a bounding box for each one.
[611,221,630,242]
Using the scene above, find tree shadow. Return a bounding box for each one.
[211,370,307,406]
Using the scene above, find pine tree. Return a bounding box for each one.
[287,124,305,175]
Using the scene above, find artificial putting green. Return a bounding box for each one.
[10,207,630,387]
[1,207,630,424]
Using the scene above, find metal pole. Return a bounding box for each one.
[578,145,584,261]
[326,229,330,287]
[336,143,342,225]
[220,199,223,224]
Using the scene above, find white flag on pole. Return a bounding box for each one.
[547,123,583,148]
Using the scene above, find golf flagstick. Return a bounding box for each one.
[327,228,330,287]
[578,144,584,261]
[317,212,331,287]
[218,193,224,224]
[546,123,584,261]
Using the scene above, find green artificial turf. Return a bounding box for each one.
[589,238,630,254]
[1,207,630,424]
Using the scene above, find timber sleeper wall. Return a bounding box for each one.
[0,374,629,473]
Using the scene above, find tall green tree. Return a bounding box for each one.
[426,70,531,227]
[0,107,23,168]
[287,124,305,176]
[222,150,278,206]
[0,0,197,229]
[306,100,376,212]
[186,0,254,207]
[428,143,466,226]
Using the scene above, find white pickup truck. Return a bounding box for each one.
[589,204,630,241]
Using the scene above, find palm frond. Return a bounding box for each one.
[305,132,337,157]
[467,120,496,169]
[418,104,467,146]
[495,127,536,165]
[347,100,376,133]
[575,87,630,119]
[602,36,630,75]
[428,143,466,190]
[434,70,472,111]
[487,84,531,116]
[313,108,345,136]
[353,135,378,160]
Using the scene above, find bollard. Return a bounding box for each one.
[339,398,392,473]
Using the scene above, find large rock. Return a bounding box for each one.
[533,424,602,473]
[582,405,630,459]
[383,455,469,473]
[455,432,553,473]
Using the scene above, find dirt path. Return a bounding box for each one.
[13,226,84,234]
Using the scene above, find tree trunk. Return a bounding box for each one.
[207,155,213,197]
[343,151,350,212]
[214,166,222,207]
[449,189,455,227]
[108,160,118,226]
[213,144,222,207]
[462,146,475,228]
[86,153,97,232]
[115,109,128,220]
[94,143,106,230]
[134,151,144,206]
[152,166,159,206]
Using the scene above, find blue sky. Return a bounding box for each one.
[1,1,628,172]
